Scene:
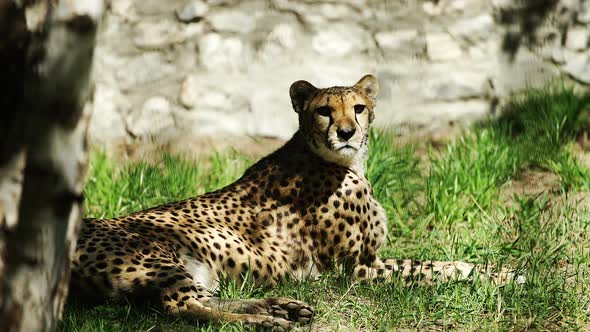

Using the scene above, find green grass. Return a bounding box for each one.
[61,85,590,331]
[83,152,251,219]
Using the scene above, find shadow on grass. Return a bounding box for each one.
[483,84,590,165]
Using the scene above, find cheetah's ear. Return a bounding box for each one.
[354,74,379,103]
[289,80,318,113]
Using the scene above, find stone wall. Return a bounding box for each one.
[88,0,590,149]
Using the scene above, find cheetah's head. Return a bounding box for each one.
[289,74,379,174]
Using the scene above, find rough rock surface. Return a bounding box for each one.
[89,0,590,150]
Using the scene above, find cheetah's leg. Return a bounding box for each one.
[354,259,525,285]
[202,297,313,324]
[162,278,299,331]
[159,260,313,329]
[74,227,311,329]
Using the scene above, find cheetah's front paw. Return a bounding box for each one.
[258,316,296,331]
[266,297,314,324]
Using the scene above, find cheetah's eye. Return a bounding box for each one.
[315,106,331,117]
[354,104,366,114]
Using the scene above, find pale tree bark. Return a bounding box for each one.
[0,0,104,331]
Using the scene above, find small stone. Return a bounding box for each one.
[111,0,137,21]
[176,1,208,23]
[201,89,248,112]
[178,75,249,112]
[565,26,589,50]
[424,71,489,101]
[198,33,250,70]
[271,0,369,25]
[174,108,254,136]
[317,2,357,20]
[133,20,186,49]
[179,76,198,109]
[449,0,467,11]
[135,21,202,53]
[449,15,495,41]
[426,32,462,61]
[375,29,419,50]
[259,23,299,62]
[116,53,176,90]
[312,31,351,56]
[564,52,590,84]
[267,23,297,50]
[88,85,128,144]
[312,24,371,57]
[182,22,205,39]
[135,0,175,15]
[422,1,442,15]
[207,9,256,33]
[127,97,176,138]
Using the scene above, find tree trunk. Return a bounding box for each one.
[0,1,104,331]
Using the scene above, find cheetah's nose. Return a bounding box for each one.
[337,127,356,141]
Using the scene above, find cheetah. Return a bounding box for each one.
[70,75,522,330]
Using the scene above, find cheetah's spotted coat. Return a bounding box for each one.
[70,75,520,330]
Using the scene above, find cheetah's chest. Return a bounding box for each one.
[280,174,388,270]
